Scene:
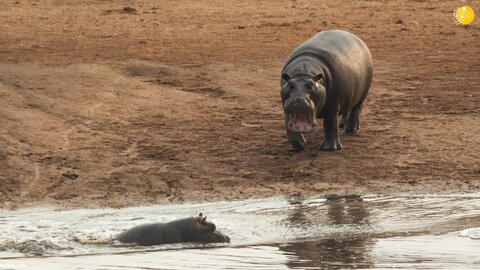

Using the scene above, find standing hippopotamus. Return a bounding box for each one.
[281,30,373,151]
[117,213,230,246]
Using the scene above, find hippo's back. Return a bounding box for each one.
[285,30,372,72]
[117,222,183,246]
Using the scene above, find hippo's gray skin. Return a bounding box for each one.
[117,213,230,246]
[281,30,373,151]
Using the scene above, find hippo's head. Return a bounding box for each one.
[281,73,326,133]
[185,213,230,244]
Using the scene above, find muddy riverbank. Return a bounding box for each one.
[0,0,479,208]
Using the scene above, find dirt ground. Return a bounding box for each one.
[0,0,479,209]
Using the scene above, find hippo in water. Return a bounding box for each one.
[117,213,230,246]
[281,30,373,151]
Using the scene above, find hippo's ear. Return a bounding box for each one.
[197,216,207,226]
[282,73,291,81]
[313,73,324,85]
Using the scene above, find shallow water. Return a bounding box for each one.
[1,194,479,269]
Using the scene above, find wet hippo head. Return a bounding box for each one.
[281,73,326,133]
[187,213,230,243]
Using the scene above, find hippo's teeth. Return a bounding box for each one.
[291,113,308,123]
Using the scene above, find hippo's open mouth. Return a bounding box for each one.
[286,112,318,133]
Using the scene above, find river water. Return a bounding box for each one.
[1,193,479,269]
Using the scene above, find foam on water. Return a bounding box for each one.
[459,228,480,240]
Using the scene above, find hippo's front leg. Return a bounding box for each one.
[321,107,342,151]
[284,113,306,151]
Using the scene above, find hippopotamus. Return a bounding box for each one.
[281,30,373,151]
[117,213,230,246]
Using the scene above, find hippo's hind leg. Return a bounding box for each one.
[339,113,347,129]
[343,103,363,134]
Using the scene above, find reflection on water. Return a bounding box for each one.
[1,194,480,269]
[282,195,374,269]
[280,237,374,269]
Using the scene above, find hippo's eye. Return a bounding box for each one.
[285,83,293,91]
[306,81,316,91]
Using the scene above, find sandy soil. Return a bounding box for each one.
[0,0,479,209]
